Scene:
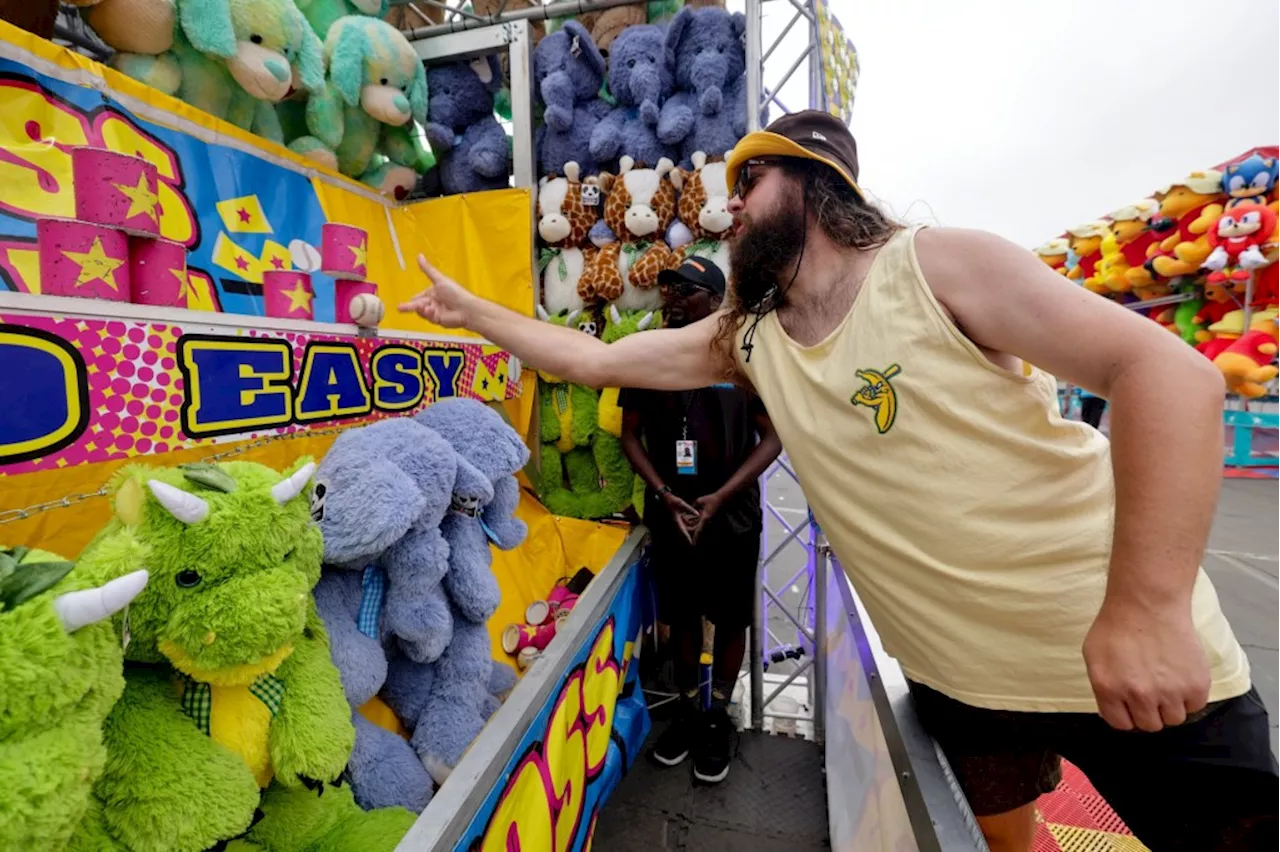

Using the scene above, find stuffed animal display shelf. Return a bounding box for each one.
[1038,149,1278,399]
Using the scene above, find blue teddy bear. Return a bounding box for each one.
[424,56,512,195]
[533,19,612,178]
[657,6,749,170]
[311,417,461,813]
[589,23,678,172]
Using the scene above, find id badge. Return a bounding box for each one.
[676,440,697,475]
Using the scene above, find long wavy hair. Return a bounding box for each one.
[712,160,902,363]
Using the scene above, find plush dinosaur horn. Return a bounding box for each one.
[272,462,316,505]
[609,305,622,324]
[637,311,655,331]
[536,304,550,321]
[147,480,209,524]
[54,569,149,633]
[566,309,581,327]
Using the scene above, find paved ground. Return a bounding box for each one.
[1202,478,1279,755]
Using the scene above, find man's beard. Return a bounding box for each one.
[729,188,806,313]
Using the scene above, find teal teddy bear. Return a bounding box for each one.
[110,0,326,145]
[294,0,389,40]
[281,15,432,198]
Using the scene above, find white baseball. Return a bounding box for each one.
[348,293,384,327]
[289,239,322,272]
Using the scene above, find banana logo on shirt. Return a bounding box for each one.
[851,365,902,434]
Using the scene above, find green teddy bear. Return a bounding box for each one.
[71,459,415,852]
[111,0,327,144]
[280,14,433,198]
[0,546,148,851]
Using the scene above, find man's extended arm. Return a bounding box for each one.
[917,227,1224,732]
[399,256,736,391]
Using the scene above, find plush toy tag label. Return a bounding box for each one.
[676,440,697,475]
[120,603,131,652]
[581,184,601,206]
[570,35,582,58]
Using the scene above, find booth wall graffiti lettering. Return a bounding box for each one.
[462,567,650,852]
[0,313,518,472]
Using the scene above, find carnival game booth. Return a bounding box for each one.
[2,3,1000,851]
[0,15,655,851]
[1036,147,1280,472]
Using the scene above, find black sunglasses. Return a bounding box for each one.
[660,279,715,298]
[733,158,783,200]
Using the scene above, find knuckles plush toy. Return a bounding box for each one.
[1202,202,1278,286]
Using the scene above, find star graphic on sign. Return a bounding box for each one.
[283,280,313,314]
[112,172,159,223]
[63,236,126,291]
[170,267,193,301]
[349,238,368,271]
[235,255,250,271]
[237,208,251,223]
[270,256,285,269]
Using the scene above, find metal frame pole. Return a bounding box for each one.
[404,0,646,39]
[745,0,764,133]
[812,518,828,744]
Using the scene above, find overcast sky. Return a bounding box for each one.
[741,0,1280,248]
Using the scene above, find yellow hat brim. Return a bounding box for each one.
[726,131,863,199]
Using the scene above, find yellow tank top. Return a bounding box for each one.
[736,226,1249,712]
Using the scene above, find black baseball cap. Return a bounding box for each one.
[726,110,863,200]
[657,256,726,296]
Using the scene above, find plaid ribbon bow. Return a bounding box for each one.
[180,673,286,736]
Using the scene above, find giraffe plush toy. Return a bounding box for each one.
[583,155,678,313]
[668,150,734,281]
[536,161,604,315]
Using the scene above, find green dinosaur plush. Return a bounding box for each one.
[73,459,414,852]
[534,306,603,518]
[597,305,662,519]
[0,546,147,851]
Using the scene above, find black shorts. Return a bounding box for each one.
[649,526,759,633]
[908,681,1279,851]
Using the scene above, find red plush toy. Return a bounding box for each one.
[1213,320,1279,398]
[1201,202,1278,285]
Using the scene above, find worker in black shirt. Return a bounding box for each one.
[619,258,782,784]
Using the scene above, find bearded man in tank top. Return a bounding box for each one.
[400,111,1277,852]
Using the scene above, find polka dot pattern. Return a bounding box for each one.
[2,314,522,474]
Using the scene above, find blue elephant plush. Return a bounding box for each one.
[533,19,611,178]
[414,397,530,625]
[657,6,749,170]
[310,417,461,813]
[424,56,512,195]
[588,23,678,172]
[385,606,518,785]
